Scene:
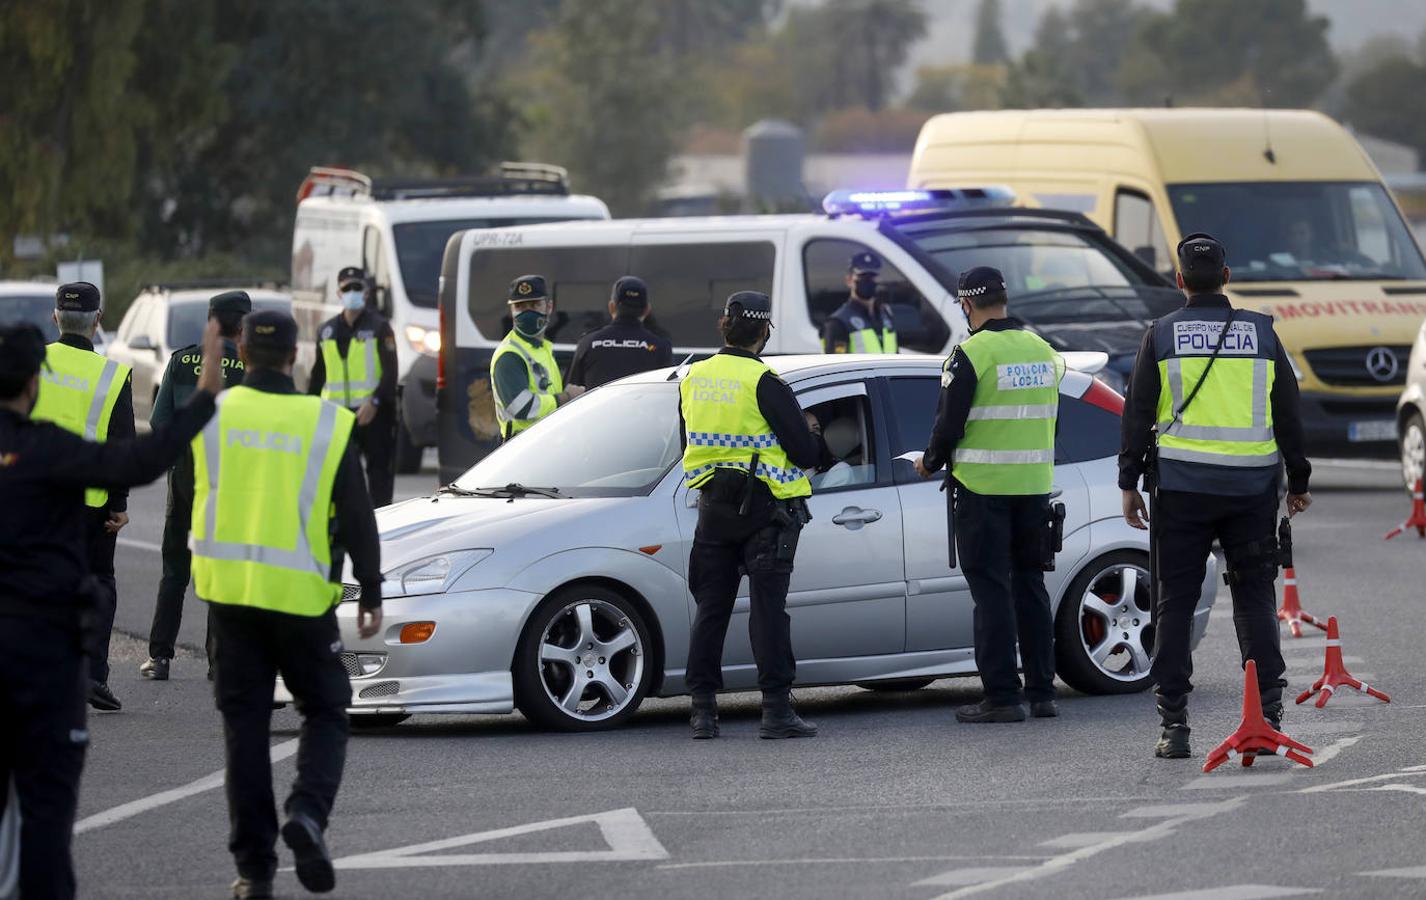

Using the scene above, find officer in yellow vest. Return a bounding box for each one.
[31,281,135,712]
[681,291,829,740]
[915,267,1062,724]
[198,310,383,899]
[1120,233,1312,760]
[308,266,398,507]
[821,251,898,354]
[490,274,584,440]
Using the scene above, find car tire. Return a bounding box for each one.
[349,713,410,729]
[1401,410,1425,490]
[395,413,423,475]
[856,678,936,692]
[513,584,655,732]
[1054,550,1155,695]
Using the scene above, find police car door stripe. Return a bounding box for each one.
[966,404,1057,421]
[952,448,1054,464]
[84,359,120,440]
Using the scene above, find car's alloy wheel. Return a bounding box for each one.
[1055,551,1155,694]
[1401,412,1425,490]
[514,586,653,731]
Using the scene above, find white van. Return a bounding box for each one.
[435,189,1174,480]
[290,164,609,470]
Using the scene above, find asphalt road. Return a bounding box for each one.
[73,459,1426,899]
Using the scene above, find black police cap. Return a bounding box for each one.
[241,309,299,352]
[611,276,649,309]
[850,251,882,275]
[723,290,772,322]
[209,290,253,316]
[337,266,367,290]
[508,274,549,304]
[56,281,101,312]
[957,266,1007,301]
[0,323,48,383]
[1177,232,1226,272]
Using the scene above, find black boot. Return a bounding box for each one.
[88,681,122,712]
[281,812,335,893]
[759,691,818,739]
[690,693,719,740]
[1154,695,1190,759]
[956,699,1027,723]
[1263,701,1283,733]
[139,657,170,681]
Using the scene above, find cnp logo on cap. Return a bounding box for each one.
[64,290,80,299]
[256,324,276,334]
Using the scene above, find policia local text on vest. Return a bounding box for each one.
[1120,233,1312,761]
[822,250,899,354]
[490,274,585,440]
[917,266,1063,725]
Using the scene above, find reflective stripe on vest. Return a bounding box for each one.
[950,329,1060,496]
[491,331,563,438]
[32,342,131,507]
[319,336,381,407]
[189,388,355,616]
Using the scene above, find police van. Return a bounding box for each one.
[435,188,1175,480]
[290,164,609,470]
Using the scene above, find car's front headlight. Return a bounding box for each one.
[1283,350,1306,381]
[381,549,492,598]
[404,324,441,357]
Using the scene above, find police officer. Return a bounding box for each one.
[0,320,224,900]
[681,291,829,740]
[915,267,1061,723]
[198,310,382,898]
[140,290,251,682]
[821,251,898,354]
[566,276,674,389]
[491,274,585,440]
[1120,233,1312,760]
[308,266,398,507]
[31,281,135,712]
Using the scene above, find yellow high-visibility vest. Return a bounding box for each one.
[32,342,131,507]
[951,328,1061,496]
[319,335,381,408]
[491,330,563,439]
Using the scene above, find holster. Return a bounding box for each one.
[1277,516,1293,569]
[1222,534,1280,586]
[771,498,810,564]
[946,477,960,570]
[1042,501,1067,571]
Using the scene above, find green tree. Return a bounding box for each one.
[972,0,1008,66]
[1345,56,1426,168]
[1004,0,1148,108]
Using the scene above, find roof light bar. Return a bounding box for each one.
[822,186,1016,218]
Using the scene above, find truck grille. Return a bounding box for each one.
[1302,346,1411,387]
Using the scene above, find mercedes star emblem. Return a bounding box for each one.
[1365,346,1399,383]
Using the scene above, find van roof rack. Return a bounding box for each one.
[297,162,570,204]
[296,167,373,202]
[144,279,288,294]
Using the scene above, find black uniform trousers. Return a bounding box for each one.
[147,461,213,662]
[955,489,1056,706]
[83,508,117,685]
[0,616,89,900]
[1151,487,1286,706]
[685,491,797,695]
[352,406,395,508]
[209,605,352,879]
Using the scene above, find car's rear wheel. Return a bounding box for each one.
[856,678,936,692]
[1055,551,1155,694]
[513,585,654,732]
[349,713,410,729]
[1401,411,1425,489]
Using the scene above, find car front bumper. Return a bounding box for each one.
[1299,390,1401,456]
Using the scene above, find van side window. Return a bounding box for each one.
[467,246,629,342]
[362,225,393,317]
[629,241,775,348]
[1113,190,1172,276]
[803,239,949,354]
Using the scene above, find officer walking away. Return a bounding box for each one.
[1120,233,1312,760]
[308,267,398,507]
[30,281,135,712]
[140,290,251,682]
[915,267,1062,723]
[566,276,674,389]
[822,251,898,354]
[491,275,584,440]
[681,291,830,740]
[0,320,224,900]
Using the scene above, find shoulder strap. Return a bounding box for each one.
[1166,307,1239,432]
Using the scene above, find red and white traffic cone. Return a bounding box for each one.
[1203,660,1314,773]
[1295,616,1391,708]
[1277,567,1328,638]
[1384,478,1426,540]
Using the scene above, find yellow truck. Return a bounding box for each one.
[910,108,1426,455]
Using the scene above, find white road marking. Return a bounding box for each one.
[116,536,162,553]
[75,740,298,835]
[1365,784,1426,796]
[1304,735,1362,767]
[1182,774,1294,790]
[644,795,1160,816]
[1039,832,1139,849]
[1299,766,1426,793]
[912,866,1034,887]
[659,855,1045,871]
[333,808,668,869]
[1120,803,1232,818]
[1111,885,1320,899]
[1279,720,1363,735]
[1361,865,1426,878]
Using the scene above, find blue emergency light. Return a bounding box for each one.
[822,186,1016,218]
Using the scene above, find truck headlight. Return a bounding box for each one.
[1283,350,1305,381]
[381,549,492,598]
[404,324,441,357]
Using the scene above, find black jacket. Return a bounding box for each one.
[822,298,897,353]
[1118,293,1311,495]
[921,317,1029,476]
[567,315,673,389]
[308,308,398,409]
[56,333,135,512]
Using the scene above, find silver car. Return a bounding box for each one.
[1398,314,1426,487]
[285,355,1217,731]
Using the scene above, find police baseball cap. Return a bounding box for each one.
[957,266,1007,301]
[723,290,772,323]
[56,282,100,312]
[208,290,253,316]
[1177,232,1226,273]
[0,323,48,384]
[850,251,882,275]
[611,276,649,309]
[508,274,549,304]
[337,266,367,290]
[241,309,299,352]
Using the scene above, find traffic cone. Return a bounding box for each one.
[1277,567,1328,637]
[1295,616,1391,708]
[1384,478,1426,540]
[1203,660,1315,773]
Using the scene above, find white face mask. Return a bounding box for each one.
[341,289,365,312]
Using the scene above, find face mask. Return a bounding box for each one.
[853,278,877,301]
[514,309,548,339]
[341,289,365,312]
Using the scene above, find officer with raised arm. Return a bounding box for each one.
[821,251,899,354]
[491,275,584,440]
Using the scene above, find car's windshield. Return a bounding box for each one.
[0,294,60,341]
[393,217,591,308]
[453,381,681,497]
[168,298,291,348]
[1167,181,1426,282]
[903,226,1151,297]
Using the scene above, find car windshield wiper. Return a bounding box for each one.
[474,483,566,499]
[433,483,486,499]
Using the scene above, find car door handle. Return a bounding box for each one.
[831,507,882,527]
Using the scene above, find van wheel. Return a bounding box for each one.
[1055,551,1155,695]
[1401,411,1425,490]
[395,417,422,474]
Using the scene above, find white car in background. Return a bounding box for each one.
[1398,315,1426,486]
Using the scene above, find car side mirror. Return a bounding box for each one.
[129,334,154,352]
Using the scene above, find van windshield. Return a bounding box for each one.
[1167,182,1426,282]
[0,294,59,341]
[394,217,583,308]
